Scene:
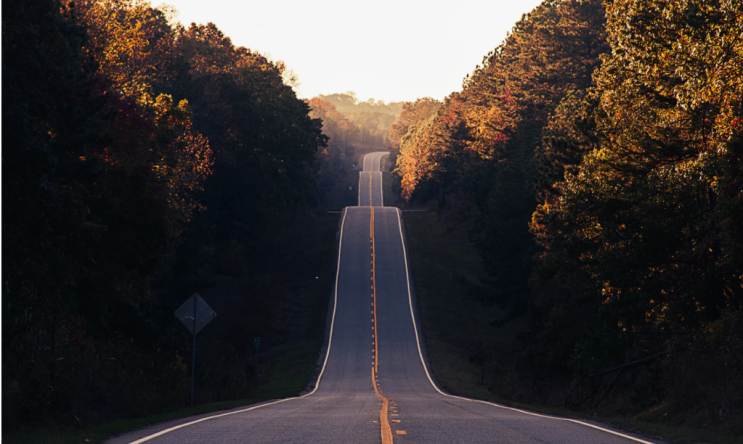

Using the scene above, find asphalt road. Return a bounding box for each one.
[359,151,385,206]
[111,152,664,443]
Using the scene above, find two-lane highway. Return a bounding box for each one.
[111,152,663,443]
[359,152,386,206]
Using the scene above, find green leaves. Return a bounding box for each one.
[529,0,743,393]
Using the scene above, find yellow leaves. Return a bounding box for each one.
[149,93,213,223]
[177,99,192,114]
[74,0,177,99]
[601,282,621,304]
[645,302,669,325]
[601,0,743,160]
[153,93,173,115]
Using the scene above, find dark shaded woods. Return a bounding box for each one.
[3,0,329,431]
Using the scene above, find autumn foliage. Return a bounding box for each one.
[3,0,324,430]
[391,0,742,430]
[309,93,402,206]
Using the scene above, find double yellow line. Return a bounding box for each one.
[370,172,393,444]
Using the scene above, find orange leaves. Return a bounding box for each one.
[388,98,442,201]
[389,98,441,151]
[531,0,743,337]
[391,1,610,205]
[68,1,215,227]
[151,95,213,223]
[73,0,177,98]
[600,0,743,163]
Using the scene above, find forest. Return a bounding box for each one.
[3,0,334,434]
[4,0,742,440]
[391,0,742,433]
[311,92,401,207]
[2,1,403,436]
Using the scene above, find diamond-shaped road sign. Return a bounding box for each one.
[174,293,216,334]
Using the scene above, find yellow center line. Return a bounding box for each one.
[370,204,393,444]
[371,206,378,375]
[372,367,393,443]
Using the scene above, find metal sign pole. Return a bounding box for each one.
[191,295,197,407]
[254,337,261,394]
[175,292,215,408]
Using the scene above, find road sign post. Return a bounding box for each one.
[191,299,197,407]
[175,293,217,407]
[254,336,261,393]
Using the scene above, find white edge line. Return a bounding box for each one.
[393,208,658,444]
[129,209,350,444]
[361,152,388,207]
[379,171,384,207]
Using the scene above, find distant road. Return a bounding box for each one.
[111,152,664,443]
[359,151,386,207]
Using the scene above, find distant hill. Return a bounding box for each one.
[317,92,403,117]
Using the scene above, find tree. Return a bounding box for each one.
[3,1,324,429]
[531,0,743,352]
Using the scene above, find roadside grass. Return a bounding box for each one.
[401,210,525,399]
[401,208,743,444]
[382,171,402,208]
[6,340,313,444]
[5,209,340,444]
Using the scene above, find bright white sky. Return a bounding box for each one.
[161,0,544,103]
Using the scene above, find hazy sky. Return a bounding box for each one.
[161,0,544,103]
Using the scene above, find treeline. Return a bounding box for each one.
[318,92,402,116]
[388,97,442,201]
[393,0,742,426]
[3,0,326,430]
[318,92,402,147]
[310,93,401,206]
